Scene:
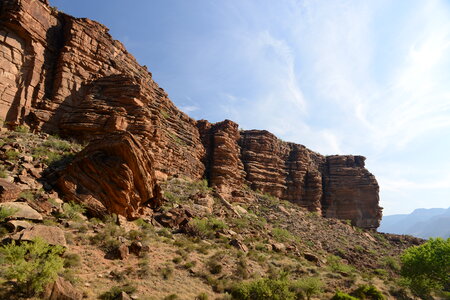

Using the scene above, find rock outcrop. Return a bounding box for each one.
[0,0,382,228]
[56,132,162,218]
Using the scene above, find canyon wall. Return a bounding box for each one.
[0,0,382,228]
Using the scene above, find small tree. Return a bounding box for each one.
[0,238,64,296]
[400,237,450,298]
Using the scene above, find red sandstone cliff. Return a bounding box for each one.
[0,0,382,228]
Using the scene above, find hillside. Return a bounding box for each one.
[380,207,450,239]
[0,0,438,299]
[0,129,422,299]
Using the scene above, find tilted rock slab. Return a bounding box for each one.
[1,0,382,228]
[56,132,162,219]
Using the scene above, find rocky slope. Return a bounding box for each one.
[0,130,422,299]
[0,0,381,228]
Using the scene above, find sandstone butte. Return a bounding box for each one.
[0,0,382,228]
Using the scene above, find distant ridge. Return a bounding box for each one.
[379,207,450,239]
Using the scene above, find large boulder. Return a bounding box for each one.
[56,132,162,219]
[0,179,21,202]
[0,202,43,221]
[43,276,82,300]
[18,224,67,246]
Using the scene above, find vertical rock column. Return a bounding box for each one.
[322,155,382,228]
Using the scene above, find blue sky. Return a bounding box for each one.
[51,0,450,215]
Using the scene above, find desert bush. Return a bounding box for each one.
[351,285,385,299]
[400,237,450,299]
[0,206,18,222]
[381,256,400,272]
[43,137,72,151]
[13,125,29,133]
[196,293,209,300]
[19,190,35,201]
[327,255,354,274]
[99,283,136,300]
[60,202,85,220]
[271,227,294,242]
[0,164,8,178]
[5,150,19,161]
[137,259,151,279]
[290,277,323,300]
[160,263,174,279]
[63,253,81,268]
[188,217,227,239]
[89,220,125,253]
[231,278,294,300]
[236,256,250,279]
[331,291,358,300]
[0,238,64,296]
[207,259,223,275]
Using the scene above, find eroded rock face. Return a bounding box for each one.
[0,0,383,228]
[1,0,205,180]
[56,132,162,219]
[322,155,382,228]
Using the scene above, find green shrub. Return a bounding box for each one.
[290,277,323,300]
[0,206,18,222]
[351,285,385,299]
[99,283,136,300]
[271,227,294,243]
[43,138,72,151]
[231,278,294,300]
[160,264,174,279]
[331,291,358,300]
[208,260,223,275]
[163,294,179,300]
[0,164,8,178]
[196,293,209,300]
[60,202,85,220]
[89,221,125,253]
[381,256,400,272]
[63,253,81,268]
[400,237,450,298]
[327,255,354,274]
[188,217,227,239]
[19,191,35,201]
[0,238,64,296]
[13,125,29,133]
[5,150,19,161]
[137,259,151,279]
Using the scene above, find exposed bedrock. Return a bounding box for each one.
[56,132,162,219]
[0,0,382,228]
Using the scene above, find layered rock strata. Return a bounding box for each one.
[56,132,162,218]
[0,0,382,228]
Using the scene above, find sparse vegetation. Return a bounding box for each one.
[60,201,85,220]
[331,291,358,300]
[0,206,18,222]
[13,125,29,133]
[291,277,323,300]
[99,283,136,300]
[351,285,385,299]
[188,217,227,239]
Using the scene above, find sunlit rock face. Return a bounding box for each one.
[0,0,382,228]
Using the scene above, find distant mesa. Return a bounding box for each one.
[0,0,382,228]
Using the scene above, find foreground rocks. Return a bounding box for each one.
[0,0,382,228]
[56,132,162,219]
